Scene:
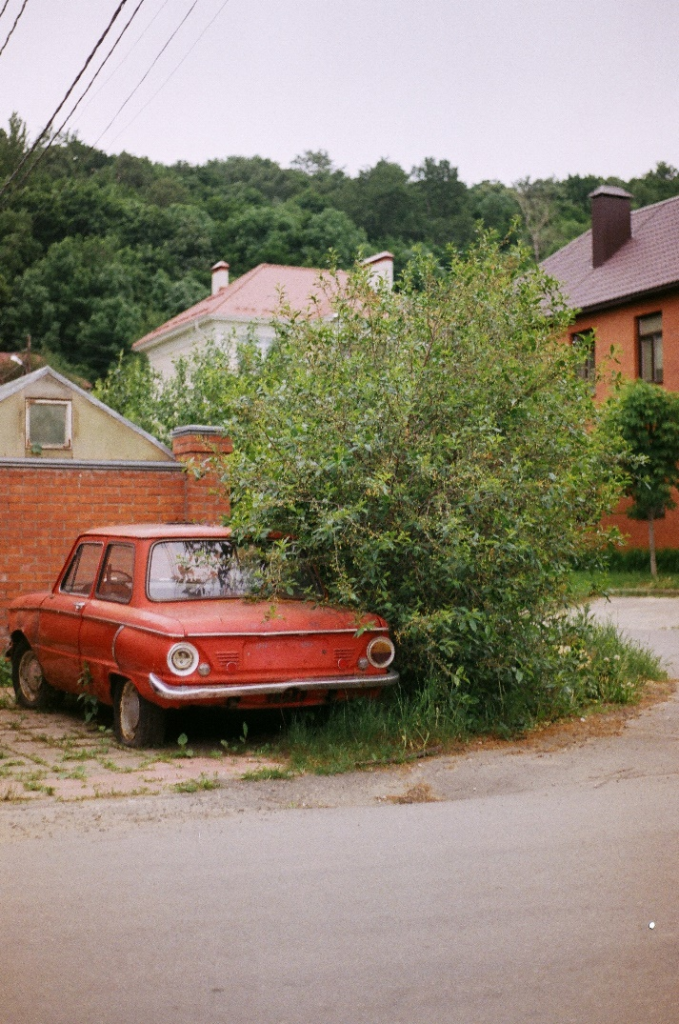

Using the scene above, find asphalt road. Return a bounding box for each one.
[1,597,679,1024]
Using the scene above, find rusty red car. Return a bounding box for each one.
[6,524,398,747]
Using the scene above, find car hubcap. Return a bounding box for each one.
[19,651,43,702]
[119,682,140,741]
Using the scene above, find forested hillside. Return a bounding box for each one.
[2,112,679,381]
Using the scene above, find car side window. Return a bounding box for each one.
[60,543,104,596]
[96,544,135,604]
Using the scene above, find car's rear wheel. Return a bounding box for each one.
[113,679,166,748]
[11,640,60,711]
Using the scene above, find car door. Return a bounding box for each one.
[36,541,104,692]
[79,542,137,699]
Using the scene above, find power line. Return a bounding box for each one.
[0,0,30,61]
[6,0,148,194]
[76,0,173,118]
[0,0,13,24]
[0,0,131,200]
[109,0,231,145]
[54,0,148,137]
[93,0,201,147]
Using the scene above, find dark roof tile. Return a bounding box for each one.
[541,194,679,312]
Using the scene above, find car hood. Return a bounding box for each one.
[147,599,387,637]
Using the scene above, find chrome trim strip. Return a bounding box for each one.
[111,625,125,664]
[78,613,127,628]
[148,669,399,701]
[186,627,389,638]
[108,623,389,640]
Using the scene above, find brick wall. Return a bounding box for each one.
[571,291,679,549]
[603,494,679,549]
[1,427,231,641]
[572,291,679,403]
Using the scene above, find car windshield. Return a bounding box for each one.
[147,540,320,602]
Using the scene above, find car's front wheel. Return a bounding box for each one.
[113,679,166,748]
[11,640,60,711]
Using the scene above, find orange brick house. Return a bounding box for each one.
[0,366,230,639]
[542,186,679,547]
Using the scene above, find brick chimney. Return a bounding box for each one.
[211,261,230,294]
[171,426,232,524]
[361,251,394,290]
[589,186,633,268]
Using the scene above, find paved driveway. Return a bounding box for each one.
[590,594,679,676]
[1,598,679,1024]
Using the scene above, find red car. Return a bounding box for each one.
[6,525,398,747]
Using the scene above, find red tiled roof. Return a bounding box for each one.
[134,263,348,351]
[541,194,679,313]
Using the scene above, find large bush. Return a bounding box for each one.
[222,239,625,728]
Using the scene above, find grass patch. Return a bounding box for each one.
[273,618,665,775]
[571,569,679,598]
[173,773,220,793]
[0,656,12,688]
[241,767,297,781]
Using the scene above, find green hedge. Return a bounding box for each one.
[607,548,679,572]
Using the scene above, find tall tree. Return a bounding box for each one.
[608,381,679,576]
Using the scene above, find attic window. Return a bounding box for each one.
[26,399,72,450]
[638,313,663,384]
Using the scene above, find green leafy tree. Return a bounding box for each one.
[607,380,679,576]
[221,239,623,727]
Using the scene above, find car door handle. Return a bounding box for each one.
[74,602,85,612]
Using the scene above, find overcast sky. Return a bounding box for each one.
[0,0,677,185]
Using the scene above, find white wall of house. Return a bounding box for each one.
[144,318,278,379]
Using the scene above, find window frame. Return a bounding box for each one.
[59,542,104,597]
[95,543,136,605]
[25,398,72,450]
[638,312,663,385]
[571,330,596,385]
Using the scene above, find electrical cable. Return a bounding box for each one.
[76,0,173,117]
[5,0,148,194]
[0,0,131,199]
[0,0,30,61]
[93,0,201,147]
[109,0,231,145]
[0,0,13,25]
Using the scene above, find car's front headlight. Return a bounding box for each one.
[167,642,200,676]
[366,636,395,668]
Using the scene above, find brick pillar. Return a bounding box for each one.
[171,426,232,525]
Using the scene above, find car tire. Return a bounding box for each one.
[11,640,60,711]
[113,679,166,748]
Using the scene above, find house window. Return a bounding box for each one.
[572,330,595,384]
[26,399,72,449]
[638,313,663,384]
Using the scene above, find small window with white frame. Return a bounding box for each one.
[26,399,72,450]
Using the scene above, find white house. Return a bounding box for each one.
[132,253,394,378]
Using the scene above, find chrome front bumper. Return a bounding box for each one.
[148,670,399,701]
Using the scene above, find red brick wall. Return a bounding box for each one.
[603,494,679,549]
[1,463,184,639]
[572,291,679,402]
[172,428,233,526]
[1,429,231,641]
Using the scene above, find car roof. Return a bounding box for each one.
[80,524,233,540]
